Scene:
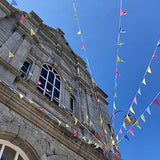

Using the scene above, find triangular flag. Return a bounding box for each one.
[147,66,152,74]
[95,143,99,149]
[58,120,61,126]
[73,130,78,137]
[89,120,93,126]
[119,28,126,34]
[113,102,117,110]
[153,98,160,106]
[100,118,103,126]
[103,148,106,154]
[75,117,78,125]
[142,78,146,85]
[126,114,131,122]
[9,51,14,58]
[10,0,18,6]
[116,135,119,141]
[135,121,141,129]
[87,139,92,144]
[152,54,156,59]
[86,115,88,121]
[120,9,127,16]
[117,55,125,62]
[119,129,123,135]
[113,112,117,119]
[116,69,120,75]
[122,123,126,130]
[133,97,137,105]
[146,107,151,115]
[30,29,35,36]
[77,30,81,35]
[157,40,160,47]
[29,71,33,76]
[39,107,44,111]
[124,135,130,141]
[114,152,120,155]
[18,62,23,68]
[19,94,24,99]
[81,41,85,49]
[47,56,51,62]
[130,106,135,114]
[66,124,70,128]
[118,42,124,48]
[129,128,134,136]
[141,114,146,122]
[74,13,77,18]
[37,80,42,85]
[114,91,118,98]
[138,88,141,95]
[20,15,26,23]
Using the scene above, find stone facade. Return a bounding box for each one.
[0,0,121,159]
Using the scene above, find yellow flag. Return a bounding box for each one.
[111,136,113,140]
[115,144,119,152]
[66,124,69,128]
[147,66,151,74]
[91,78,96,85]
[126,114,131,122]
[75,117,78,125]
[86,115,88,121]
[113,102,117,110]
[142,78,146,85]
[117,56,125,63]
[77,30,81,35]
[116,135,119,141]
[19,94,24,99]
[95,143,99,149]
[29,100,34,104]
[9,51,14,58]
[100,118,103,126]
[130,106,135,114]
[30,28,35,36]
[135,121,141,129]
[118,42,124,48]
[141,114,146,122]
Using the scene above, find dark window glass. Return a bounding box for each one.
[39,77,45,88]
[48,65,52,70]
[18,155,24,160]
[56,75,60,80]
[55,79,60,90]
[48,72,54,84]
[54,89,60,98]
[45,93,51,100]
[43,64,48,70]
[46,83,53,95]
[54,70,58,74]
[37,87,43,94]
[41,68,47,78]
[53,99,59,105]
[1,146,16,160]
[70,97,74,110]
[21,61,30,73]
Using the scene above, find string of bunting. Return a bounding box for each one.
[6,1,117,154]
[116,38,160,140]
[116,92,160,143]
[112,0,127,117]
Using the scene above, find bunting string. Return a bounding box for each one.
[116,38,160,139]
[117,92,160,143]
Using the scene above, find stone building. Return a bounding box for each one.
[0,0,121,159]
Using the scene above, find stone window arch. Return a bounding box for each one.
[37,63,61,105]
[0,139,30,160]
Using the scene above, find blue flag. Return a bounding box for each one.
[124,135,130,141]
[10,0,18,6]
[119,27,126,34]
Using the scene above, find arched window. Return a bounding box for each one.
[37,64,61,105]
[0,139,30,160]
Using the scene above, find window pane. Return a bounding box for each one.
[46,83,53,95]
[56,75,60,80]
[54,70,58,74]
[21,61,30,73]
[37,87,43,94]
[1,146,16,160]
[43,64,48,70]
[39,77,45,89]
[55,79,60,90]
[70,98,74,110]
[18,155,24,160]
[48,72,54,84]
[48,65,52,70]
[53,99,59,105]
[45,93,51,100]
[54,89,60,98]
[41,68,48,78]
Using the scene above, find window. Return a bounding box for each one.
[0,139,29,160]
[37,64,61,106]
[70,97,74,111]
[20,60,31,79]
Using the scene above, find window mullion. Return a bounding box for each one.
[14,152,19,160]
[52,74,56,101]
[44,68,49,95]
[0,144,5,159]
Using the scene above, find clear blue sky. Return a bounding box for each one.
[9,0,160,159]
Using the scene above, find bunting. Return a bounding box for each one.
[77,30,81,35]
[20,15,26,23]
[146,107,151,115]
[116,69,120,75]
[120,9,127,16]
[152,54,156,59]
[147,66,152,74]
[119,28,126,34]
[119,129,123,135]
[113,102,117,110]
[129,128,134,136]
[122,123,126,130]
[135,121,141,129]
[153,98,160,106]
[140,114,146,122]
[113,112,117,119]
[30,29,35,36]
[133,97,137,105]
[138,88,141,95]
[73,130,78,137]
[81,41,85,49]
[75,117,78,125]
[118,42,124,48]
[10,0,18,6]
[142,78,146,85]
[129,106,135,114]
[117,56,125,63]
[9,51,14,58]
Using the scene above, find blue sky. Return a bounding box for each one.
[8,0,160,159]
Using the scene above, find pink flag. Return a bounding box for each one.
[20,15,25,22]
[113,112,117,119]
[114,152,120,155]
[73,130,78,137]
[0,80,2,83]
[37,80,42,85]
[92,135,96,139]
[39,107,44,111]
[81,41,85,49]
[119,129,123,135]
[103,148,106,154]
[152,54,156,59]
[120,9,127,16]
[133,97,137,105]
[116,69,120,75]
[153,98,160,106]
[98,133,102,138]
[129,128,134,136]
